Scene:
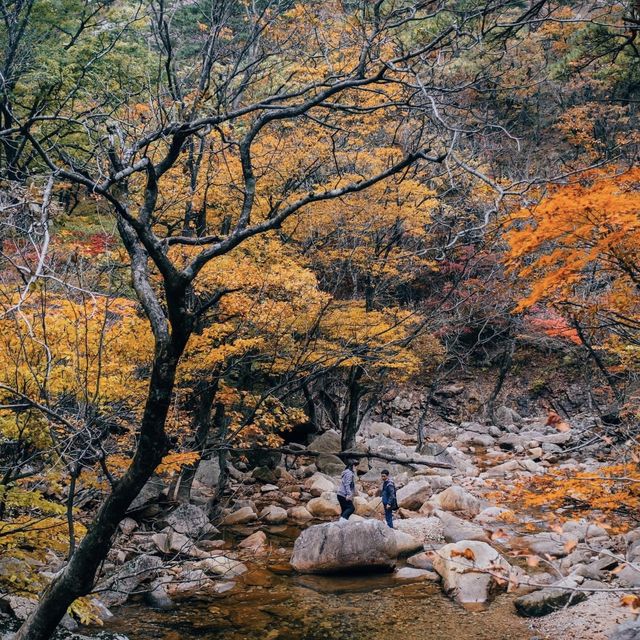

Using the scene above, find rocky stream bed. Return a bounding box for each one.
[3,402,640,640]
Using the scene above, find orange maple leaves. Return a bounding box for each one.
[506,167,640,313]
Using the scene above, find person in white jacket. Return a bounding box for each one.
[336,460,356,521]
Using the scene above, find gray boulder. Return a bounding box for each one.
[407,551,435,570]
[163,504,211,538]
[618,565,640,587]
[432,540,511,606]
[360,421,415,443]
[193,457,220,487]
[397,479,433,510]
[308,430,341,453]
[562,519,609,541]
[129,475,166,511]
[433,486,481,516]
[610,621,640,640]
[457,432,496,448]
[145,578,174,610]
[316,453,346,476]
[494,406,522,427]
[99,554,163,607]
[394,517,445,544]
[436,511,488,543]
[514,576,588,616]
[512,532,570,557]
[392,530,424,556]
[152,530,208,558]
[291,520,397,574]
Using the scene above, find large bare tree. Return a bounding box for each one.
[0,1,559,637]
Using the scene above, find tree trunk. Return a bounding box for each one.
[209,402,228,520]
[571,316,623,404]
[301,381,319,437]
[174,376,219,503]
[341,365,364,451]
[487,337,515,424]
[14,339,185,640]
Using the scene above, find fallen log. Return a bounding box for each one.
[216,446,454,470]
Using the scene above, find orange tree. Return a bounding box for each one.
[502,168,640,532]
[506,168,640,412]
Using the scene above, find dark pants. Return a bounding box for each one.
[337,494,355,519]
[384,506,394,528]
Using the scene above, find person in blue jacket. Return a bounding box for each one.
[380,469,397,528]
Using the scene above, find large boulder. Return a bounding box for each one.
[304,472,336,497]
[260,505,288,524]
[163,504,211,538]
[99,554,163,607]
[562,519,609,541]
[353,496,375,516]
[193,457,220,488]
[494,405,522,427]
[441,447,479,477]
[316,453,346,476]
[436,511,488,543]
[393,530,424,556]
[366,435,415,459]
[288,506,313,522]
[433,486,481,516]
[394,517,445,544]
[360,421,415,443]
[397,480,433,510]
[457,432,496,448]
[308,430,342,453]
[291,520,398,574]
[221,506,258,526]
[432,540,511,606]
[306,495,341,518]
[129,475,166,512]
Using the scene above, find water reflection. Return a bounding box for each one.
[100,558,533,640]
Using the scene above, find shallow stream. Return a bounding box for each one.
[97,526,535,640]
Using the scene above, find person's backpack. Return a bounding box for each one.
[386,481,399,510]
